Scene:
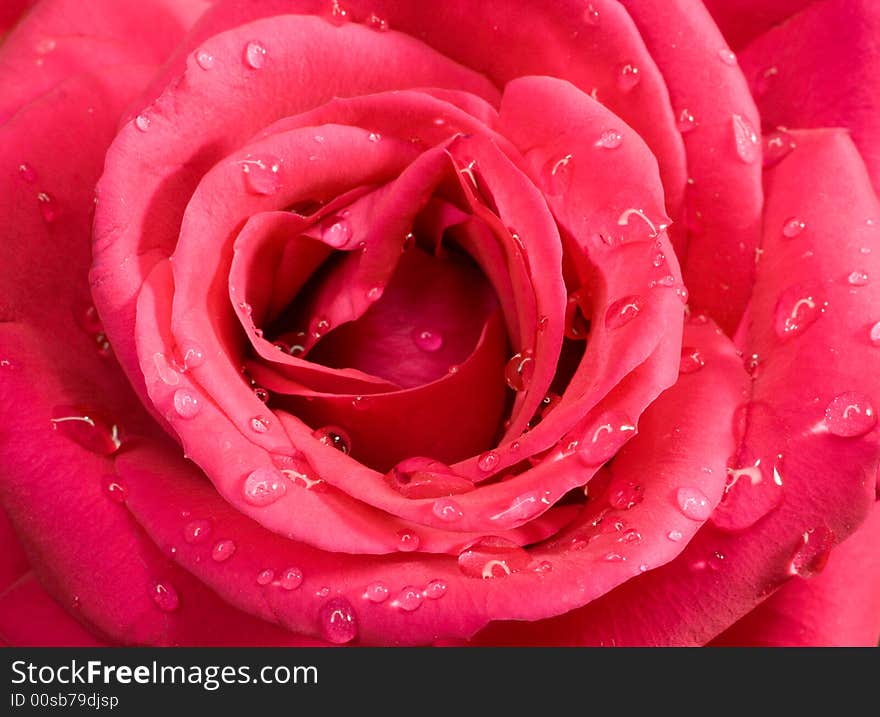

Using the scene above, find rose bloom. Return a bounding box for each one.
[0,0,878,648]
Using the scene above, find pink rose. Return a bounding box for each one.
[1,0,878,647]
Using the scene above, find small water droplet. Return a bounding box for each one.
[542,153,573,194]
[606,478,643,510]
[676,486,712,521]
[605,295,643,329]
[732,114,759,164]
[782,217,805,238]
[504,349,535,391]
[667,529,683,542]
[603,552,627,562]
[424,579,447,600]
[177,343,205,371]
[571,410,637,466]
[241,155,282,195]
[616,63,640,91]
[583,3,600,25]
[310,316,331,338]
[18,163,36,183]
[413,328,443,352]
[329,0,349,22]
[396,529,420,552]
[393,586,423,611]
[595,129,623,149]
[253,386,269,403]
[773,286,825,339]
[676,108,697,134]
[172,388,201,419]
[477,450,500,473]
[367,13,388,31]
[679,346,705,374]
[367,131,382,142]
[313,425,350,454]
[50,406,121,455]
[847,270,869,287]
[37,191,59,223]
[457,536,531,579]
[196,49,214,69]
[363,582,389,603]
[152,581,179,612]
[250,415,270,433]
[321,215,352,248]
[366,284,383,301]
[243,40,267,69]
[183,520,211,544]
[432,497,463,522]
[789,526,835,578]
[134,114,151,132]
[102,474,127,504]
[279,567,303,590]
[243,466,288,506]
[763,129,797,168]
[211,539,236,562]
[257,569,275,586]
[825,392,876,437]
[319,597,357,644]
[718,48,737,65]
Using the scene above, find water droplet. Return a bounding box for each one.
[616,63,640,91]
[571,410,637,466]
[424,580,448,600]
[869,321,880,347]
[196,49,214,69]
[367,131,382,142]
[782,217,805,238]
[243,466,288,506]
[603,552,626,562]
[712,457,784,532]
[134,114,151,132]
[321,215,352,248]
[153,352,180,386]
[595,129,623,149]
[676,108,697,134]
[183,520,211,544]
[279,567,303,590]
[676,486,712,521]
[310,316,331,338]
[50,406,121,455]
[763,129,797,168]
[396,529,420,552]
[413,328,443,352]
[253,386,269,403]
[257,569,275,586]
[457,536,531,579]
[330,0,349,22]
[605,295,643,329]
[367,13,388,31]
[363,582,389,603]
[504,349,535,391]
[432,498,463,522]
[718,48,737,65]
[152,581,179,612]
[583,3,600,25]
[490,490,551,525]
[847,270,869,287]
[393,586,423,611]
[250,415,270,433]
[667,529,683,542]
[243,40,267,69]
[789,526,835,578]
[18,163,36,183]
[366,284,384,301]
[177,343,205,371]
[679,346,705,374]
[618,527,642,544]
[211,539,236,562]
[172,388,201,419]
[313,425,350,454]
[825,392,876,437]
[387,457,473,499]
[606,478,643,510]
[241,155,282,195]
[477,451,500,473]
[542,153,573,194]
[102,474,127,504]
[773,286,825,339]
[37,191,59,223]
[732,114,759,164]
[319,597,357,644]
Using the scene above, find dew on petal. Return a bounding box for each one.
[102,474,127,504]
[477,451,500,473]
[243,40,267,69]
[387,457,473,499]
[542,153,573,194]
[413,328,443,352]
[847,270,869,287]
[718,48,737,65]
[489,490,551,525]
[605,295,643,329]
[363,582,390,603]
[321,215,353,248]
[211,539,236,562]
[195,50,214,69]
[782,217,806,238]
[504,349,535,391]
[788,526,835,578]
[279,567,303,590]
[243,466,288,506]
[606,477,643,510]
[256,569,275,586]
[773,285,825,339]
[869,321,880,347]
[616,63,640,92]
[319,597,358,644]
[763,129,797,168]
[595,129,623,150]
[393,586,423,612]
[313,425,351,454]
[571,410,637,466]
[667,529,683,542]
[679,346,705,374]
[432,498,463,523]
[396,529,420,552]
[250,415,271,433]
[732,114,759,164]
[676,108,697,134]
[134,114,151,132]
[676,486,712,521]
[241,155,282,195]
[183,520,211,544]
[172,389,200,419]
[712,456,785,532]
[50,406,121,455]
[37,191,59,224]
[457,536,531,579]
[825,392,877,437]
[424,579,447,600]
[152,581,179,612]
[583,3,600,25]
[18,163,36,183]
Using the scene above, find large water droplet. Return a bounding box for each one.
[605,295,643,329]
[615,63,640,92]
[50,406,121,455]
[432,498,463,523]
[504,349,535,391]
[321,214,352,248]
[542,153,573,195]
[172,388,201,419]
[676,486,712,520]
[788,526,835,578]
[782,217,805,238]
[396,529,420,552]
[211,539,236,562]
[457,536,531,579]
[241,155,282,195]
[313,425,351,454]
[476,450,500,473]
[773,286,825,339]
[152,581,179,612]
[393,586,423,612]
[243,40,267,69]
[319,597,358,644]
[183,519,211,544]
[825,392,877,437]
[732,114,759,164]
[412,328,443,352]
[243,466,288,506]
[363,582,390,603]
[712,456,784,532]
[177,343,206,371]
[279,567,303,590]
[595,129,623,150]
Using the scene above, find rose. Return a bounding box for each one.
[0,0,878,648]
